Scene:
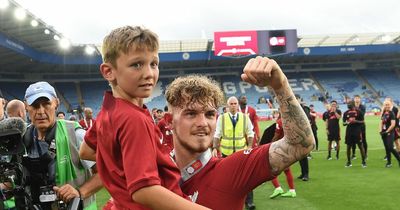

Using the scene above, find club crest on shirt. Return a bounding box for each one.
[186,160,202,175]
[243,148,253,155]
[189,191,199,203]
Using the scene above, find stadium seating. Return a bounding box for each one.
[54,82,80,109]
[0,81,30,100]
[311,70,367,111]
[359,69,400,105]
[0,68,396,117]
[285,72,325,111]
[80,81,110,116]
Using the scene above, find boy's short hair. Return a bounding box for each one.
[166,75,224,109]
[101,26,159,67]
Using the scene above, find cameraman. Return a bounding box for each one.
[22,82,102,209]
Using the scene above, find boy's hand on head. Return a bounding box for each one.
[241,56,287,90]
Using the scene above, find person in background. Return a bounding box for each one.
[309,104,319,151]
[6,99,26,120]
[343,101,366,168]
[380,99,400,168]
[352,95,367,159]
[56,111,66,119]
[68,115,77,121]
[238,94,260,207]
[324,100,341,160]
[213,96,255,209]
[22,81,101,209]
[155,108,164,124]
[295,94,311,181]
[158,106,174,151]
[151,107,158,122]
[269,111,297,199]
[79,107,95,130]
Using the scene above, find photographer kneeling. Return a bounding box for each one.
[22,82,102,209]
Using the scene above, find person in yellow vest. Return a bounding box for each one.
[21,81,102,210]
[212,96,255,209]
[213,96,254,157]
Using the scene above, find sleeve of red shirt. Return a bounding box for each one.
[213,144,274,193]
[118,117,161,195]
[84,120,97,150]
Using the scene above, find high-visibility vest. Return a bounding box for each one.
[58,120,97,210]
[220,112,247,156]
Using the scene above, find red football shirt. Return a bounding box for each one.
[85,91,185,209]
[240,105,260,145]
[79,118,95,130]
[181,144,274,210]
[157,113,174,151]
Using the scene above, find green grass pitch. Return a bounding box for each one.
[95,115,399,210]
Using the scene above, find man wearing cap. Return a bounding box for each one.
[22,81,101,210]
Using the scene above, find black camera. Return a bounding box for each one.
[38,185,82,210]
[0,127,32,209]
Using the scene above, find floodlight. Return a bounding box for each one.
[14,8,26,20]
[85,45,96,55]
[59,38,71,49]
[44,29,50,34]
[30,19,38,27]
[53,35,60,41]
[0,0,9,10]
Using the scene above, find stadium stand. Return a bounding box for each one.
[80,81,110,116]
[359,69,400,105]
[1,0,400,118]
[54,82,80,109]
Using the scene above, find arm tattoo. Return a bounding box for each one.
[269,81,315,175]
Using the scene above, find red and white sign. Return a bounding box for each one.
[214,31,258,56]
[269,36,286,46]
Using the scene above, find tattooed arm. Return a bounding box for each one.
[241,56,315,176]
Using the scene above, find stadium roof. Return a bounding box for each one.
[1,0,400,53]
[155,32,400,53]
[1,0,400,75]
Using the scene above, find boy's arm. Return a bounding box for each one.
[79,141,96,161]
[241,56,314,176]
[54,173,103,202]
[132,185,210,210]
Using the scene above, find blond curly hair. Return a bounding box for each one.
[166,75,224,109]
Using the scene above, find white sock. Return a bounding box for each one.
[276,187,283,191]
[289,189,296,193]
